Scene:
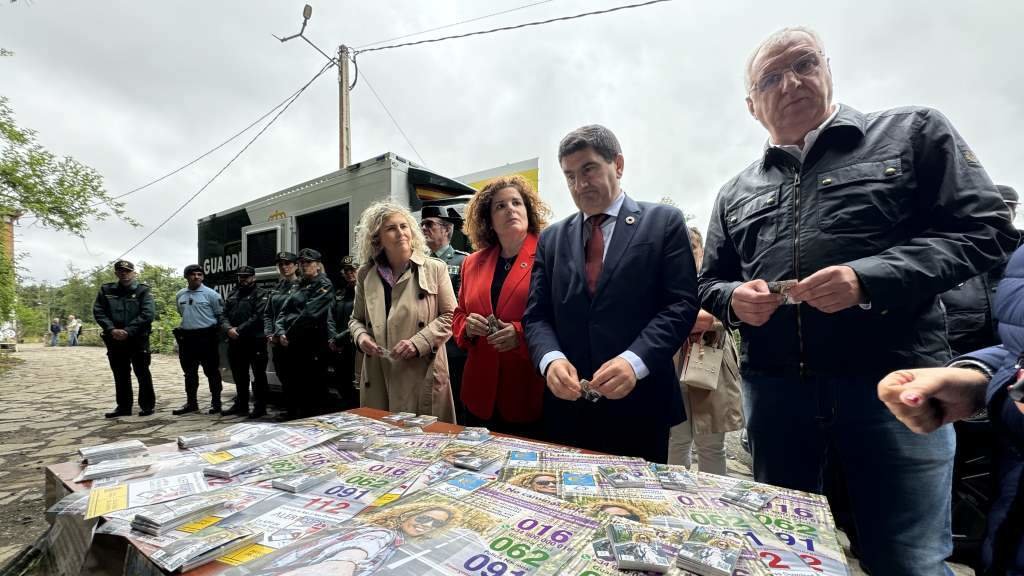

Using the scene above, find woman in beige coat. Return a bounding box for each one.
[668,226,744,474]
[348,201,458,423]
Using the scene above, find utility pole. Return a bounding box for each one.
[338,45,351,169]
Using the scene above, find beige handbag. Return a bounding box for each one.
[682,332,725,390]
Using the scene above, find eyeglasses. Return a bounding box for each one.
[411,514,448,528]
[532,478,556,487]
[750,52,823,93]
[420,220,440,230]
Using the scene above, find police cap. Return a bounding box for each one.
[113,259,135,272]
[297,248,322,262]
[183,264,204,277]
[340,255,357,270]
[276,251,298,263]
[236,265,256,276]
[997,185,1018,206]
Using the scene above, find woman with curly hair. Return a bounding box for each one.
[508,471,559,496]
[348,201,457,422]
[452,175,551,437]
[246,503,459,575]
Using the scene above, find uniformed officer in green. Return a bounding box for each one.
[327,255,359,410]
[265,251,300,421]
[221,265,270,418]
[93,260,156,418]
[421,205,469,420]
[274,248,335,419]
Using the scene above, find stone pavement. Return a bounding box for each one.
[0,343,971,574]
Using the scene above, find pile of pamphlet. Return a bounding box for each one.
[177,431,231,449]
[720,480,776,511]
[675,526,744,576]
[607,521,686,573]
[74,456,152,482]
[203,454,264,479]
[78,439,146,463]
[130,495,226,536]
[149,527,262,572]
[271,467,335,493]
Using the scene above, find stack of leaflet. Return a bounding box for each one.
[78,440,147,464]
[405,415,438,427]
[364,444,405,461]
[203,454,264,479]
[335,431,373,450]
[598,465,645,488]
[451,445,504,471]
[457,426,490,442]
[720,480,776,511]
[381,411,415,425]
[149,527,262,573]
[271,467,335,493]
[177,431,231,449]
[652,464,699,492]
[74,456,152,482]
[131,498,225,536]
[675,526,743,576]
[384,426,423,437]
[607,522,683,573]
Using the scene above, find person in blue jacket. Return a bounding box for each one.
[879,246,1024,574]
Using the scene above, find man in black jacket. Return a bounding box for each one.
[275,248,334,419]
[221,266,269,418]
[93,260,156,418]
[699,27,1018,574]
[326,255,358,410]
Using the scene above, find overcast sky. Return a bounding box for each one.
[2,0,1022,284]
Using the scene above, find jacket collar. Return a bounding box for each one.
[760,104,867,171]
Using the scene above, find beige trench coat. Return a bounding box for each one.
[675,322,745,435]
[349,252,457,423]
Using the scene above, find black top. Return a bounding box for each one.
[491,253,517,310]
[380,274,394,318]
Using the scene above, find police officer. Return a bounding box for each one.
[265,251,300,421]
[93,260,156,418]
[421,205,469,420]
[274,248,334,419]
[172,264,224,415]
[327,255,358,410]
[221,265,270,418]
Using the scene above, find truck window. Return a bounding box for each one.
[246,229,278,269]
[296,203,350,289]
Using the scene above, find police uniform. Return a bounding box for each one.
[172,264,224,415]
[93,260,156,418]
[326,256,358,410]
[274,248,335,418]
[265,251,300,419]
[221,266,270,418]
[422,205,471,421]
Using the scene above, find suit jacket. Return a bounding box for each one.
[453,233,545,423]
[523,195,698,457]
[348,252,457,423]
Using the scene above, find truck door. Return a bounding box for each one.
[292,201,350,288]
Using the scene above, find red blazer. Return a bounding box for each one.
[452,233,544,422]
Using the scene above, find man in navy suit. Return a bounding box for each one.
[522,125,699,462]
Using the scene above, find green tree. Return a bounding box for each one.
[1,95,138,320]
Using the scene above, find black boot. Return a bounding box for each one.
[248,405,267,419]
[221,404,248,416]
[172,403,199,416]
[105,408,131,418]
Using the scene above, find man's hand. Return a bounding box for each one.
[357,334,380,357]
[546,359,581,401]
[392,339,418,360]
[591,357,638,400]
[328,340,339,353]
[464,313,491,339]
[227,327,239,340]
[487,320,519,352]
[690,309,716,335]
[279,334,289,347]
[730,280,783,326]
[111,329,128,341]
[877,367,988,434]
[789,266,865,314]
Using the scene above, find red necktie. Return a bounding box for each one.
[585,214,608,295]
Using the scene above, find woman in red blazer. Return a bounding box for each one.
[453,175,551,437]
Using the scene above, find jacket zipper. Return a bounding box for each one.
[793,170,806,377]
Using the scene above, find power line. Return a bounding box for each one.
[97,83,311,206]
[112,62,334,264]
[355,65,427,166]
[354,0,558,50]
[354,0,673,56]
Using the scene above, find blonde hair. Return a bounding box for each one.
[354,201,428,266]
